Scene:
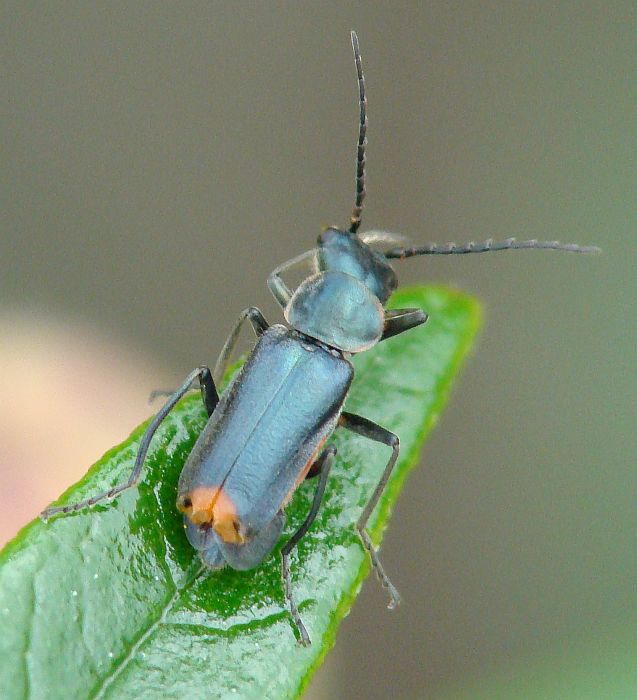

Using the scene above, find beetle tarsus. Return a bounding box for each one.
[358,527,402,609]
[281,551,311,646]
[386,581,402,610]
[40,482,134,521]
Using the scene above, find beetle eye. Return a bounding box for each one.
[317,227,343,245]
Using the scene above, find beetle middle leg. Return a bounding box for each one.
[339,411,401,609]
[281,444,336,646]
[149,307,269,403]
[41,366,219,520]
[212,306,269,384]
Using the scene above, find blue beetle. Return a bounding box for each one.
[42,31,599,645]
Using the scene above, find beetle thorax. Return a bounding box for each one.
[285,270,384,353]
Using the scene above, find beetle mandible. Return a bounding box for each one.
[41,31,599,645]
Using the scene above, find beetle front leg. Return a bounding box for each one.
[381,307,428,342]
[339,411,401,609]
[41,366,218,520]
[267,249,317,311]
[281,445,336,646]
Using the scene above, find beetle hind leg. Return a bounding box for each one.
[281,445,336,646]
[339,411,401,609]
[41,366,218,521]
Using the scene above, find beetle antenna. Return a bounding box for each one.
[384,237,601,258]
[349,30,367,235]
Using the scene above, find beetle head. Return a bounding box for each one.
[317,227,397,304]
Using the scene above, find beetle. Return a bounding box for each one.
[41,31,599,645]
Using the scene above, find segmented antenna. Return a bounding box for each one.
[349,30,367,235]
[384,237,601,259]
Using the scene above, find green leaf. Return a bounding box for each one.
[0,286,480,700]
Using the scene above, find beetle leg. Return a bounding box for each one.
[339,411,401,609]
[212,306,269,384]
[196,366,219,416]
[41,366,218,521]
[304,460,322,480]
[148,365,220,414]
[281,445,336,646]
[150,308,269,399]
[381,307,428,342]
[149,368,219,416]
[267,249,318,310]
[148,368,218,414]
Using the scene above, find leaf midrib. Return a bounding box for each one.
[91,562,204,700]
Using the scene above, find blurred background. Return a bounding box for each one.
[2,3,635,698]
